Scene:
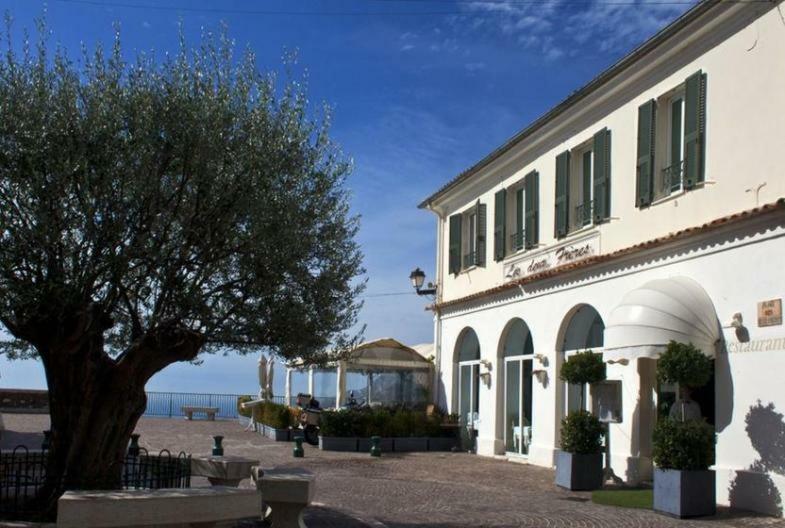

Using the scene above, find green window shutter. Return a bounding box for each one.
[582,151,592,226]
[493,189,506,261]
[524,170,539,249]
[515,188,524,250]
[592,128,611,223]
[449,214,462,275]
[684,70,707,189]
[476,201,487,267]
[554,150,570,238]
[636,99,656,207]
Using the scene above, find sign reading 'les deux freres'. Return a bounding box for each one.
[503,233,600,281]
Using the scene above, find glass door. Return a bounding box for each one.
[504,357,533,455]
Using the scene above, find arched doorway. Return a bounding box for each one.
[500,319,534,456]
[455,328,481,437]
[559,305,605,415]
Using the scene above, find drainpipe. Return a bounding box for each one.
[427,202,446,410]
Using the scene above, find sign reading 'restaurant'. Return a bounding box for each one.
[503,232,600,282]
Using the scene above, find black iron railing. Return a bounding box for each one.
[462,251,477,268]
[573,200,593,230]
[0,445,190,520]
[509,231,525,252]
[659,160,685,197]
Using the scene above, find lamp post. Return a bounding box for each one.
[409,267,436,297]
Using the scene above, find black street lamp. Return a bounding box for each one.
[409,267,437,296]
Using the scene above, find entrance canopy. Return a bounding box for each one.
[603,276,720,361]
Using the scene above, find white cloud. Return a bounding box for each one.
[401,44,415,52]
[456,0,693,60]
[464,62,486,73]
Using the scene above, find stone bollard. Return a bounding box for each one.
[370,436,381,457]
[212,435,224,456]
[293,437,304,458]
[252,466,314,528]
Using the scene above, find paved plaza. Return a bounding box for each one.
[3,413,784,528]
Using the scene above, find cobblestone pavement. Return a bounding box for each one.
[4,413,785,528]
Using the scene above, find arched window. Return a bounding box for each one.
[455,328,481,436]
[500,319,534,456]
[560,305,605,414]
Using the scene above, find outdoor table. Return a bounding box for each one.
[190,454,260,487]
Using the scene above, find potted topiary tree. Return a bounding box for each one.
[653,341,716,518]
[555,350,606,490]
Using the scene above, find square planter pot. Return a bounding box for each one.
[428,437,459,452]
[654,468,716,518]
[394,437,429,452]
[264,426,291,442]
[318,436,358,452]
[237,415,252,429]
[257,424,269,437]
[554,451,603,491]
[358,437,393,454]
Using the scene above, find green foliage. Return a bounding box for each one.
[236,398,293,429]
[656,341,712,388]
[318,407,452,438]
[652,417,715,470]
[560,410,604,454]
[0,21,365,365]
[560,351,606,386]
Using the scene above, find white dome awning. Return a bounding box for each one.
[603,276,720,361]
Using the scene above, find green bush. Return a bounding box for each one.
[317,407,457,438]
[560,410,604,454]
[262,402,292,429]
[560,351,606,385]
[652,417,715,470]
[656,341,712,388]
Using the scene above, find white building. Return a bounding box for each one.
[419,1,785,517]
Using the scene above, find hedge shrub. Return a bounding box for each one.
[235,397,295,429]
[318,407,454,438]
[560,410,604,454]
[652,417,715,470]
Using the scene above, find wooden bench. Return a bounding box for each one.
[57,487,260,528]
[181,406,219,421]
[252,466,314,528]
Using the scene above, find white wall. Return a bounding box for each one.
[430,4,785,303]
[437,214,785,515]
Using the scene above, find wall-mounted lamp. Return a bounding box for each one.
[409,267,437,297]
[532,368,548,384]
[533,353,548,366]
[724,312,743,329]
[606,358,630,366]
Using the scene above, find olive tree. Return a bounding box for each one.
[0,21,364,514]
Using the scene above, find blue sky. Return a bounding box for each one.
[0,0,692,394]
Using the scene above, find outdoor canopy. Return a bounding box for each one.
[602,276,721,361]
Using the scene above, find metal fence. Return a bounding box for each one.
[144,391,288,419]
[0,446,190,520]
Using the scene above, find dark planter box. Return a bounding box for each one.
[654,468,716,518]
[554,451,603,491]
[428,437,459,452]
[263,425,291,442]
[358,437,394,453]
[394,437,429,452]
[318,436,358,452]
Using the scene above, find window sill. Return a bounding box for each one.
[649,179,714,207]
[458,265,478,275]
[564,222,599,240]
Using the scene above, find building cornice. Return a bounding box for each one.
[430,199,785,312]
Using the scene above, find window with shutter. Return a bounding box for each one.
[494,189,506,262]
[449,214,462,275]
[636,99,656,207]
[524,170,539,249]
[592,128,611,223]
[554,151,570,238]
[476,202,487,267]
[684,70,706,189]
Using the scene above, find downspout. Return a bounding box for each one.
[427,202,446,409]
